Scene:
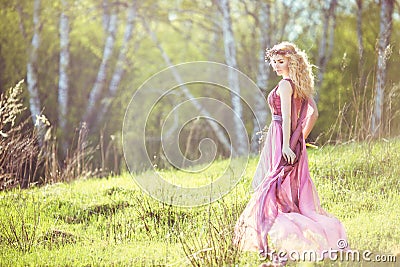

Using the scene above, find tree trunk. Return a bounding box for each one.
[315,0,337,104]
[94,2,136,128]
[217,0,247,156]
[143,19,232,155]
[356,0,365,90]
[371,0,394,138]
[58,0,70,154]
[102,0,110,32]
[83,11,118,127]
[251,1,271,154]
[26,0,42,130]
[354,0,366,140]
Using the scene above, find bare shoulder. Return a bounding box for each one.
[276,79,293,96]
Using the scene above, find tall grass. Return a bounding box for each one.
[0,80,38,189]
[0,194,41,253]
[0,140,398,266]
[177,200,244,266]
[0,81,99,190]
[318,71,400,144]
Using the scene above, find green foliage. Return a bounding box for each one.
[0,0,400,174]
[314,3,400,142]
[0,140,399,266]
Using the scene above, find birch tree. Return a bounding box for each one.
[371,0,394,137]
[102,0,110,32]
[94,1,137,128]
[315,0,338,104]
[26,0,42,129]
[142,18,232,154]
[83,8,118,127]
[217,0,247,156]
[58,0,70,153]
[251,1,272,153]
[356,0,365,91]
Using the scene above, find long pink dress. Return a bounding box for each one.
[234,79,347,258]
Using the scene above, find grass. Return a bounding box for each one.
[0,139,399,266]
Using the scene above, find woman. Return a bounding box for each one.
[234,42,347,265]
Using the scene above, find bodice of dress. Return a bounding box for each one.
[267,79,302,117]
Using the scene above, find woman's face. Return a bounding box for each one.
[270,55,289,78]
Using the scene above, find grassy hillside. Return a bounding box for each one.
[0,140,399,266]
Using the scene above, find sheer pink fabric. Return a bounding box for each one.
[234,79,347,257]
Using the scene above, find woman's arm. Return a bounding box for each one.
[278,80,296,164]
[302,97,319,139]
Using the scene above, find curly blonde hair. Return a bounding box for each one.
[265,42,315,99]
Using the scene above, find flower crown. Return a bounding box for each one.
[264,48,296,62]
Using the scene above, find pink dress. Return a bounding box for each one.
[234,79,347,258]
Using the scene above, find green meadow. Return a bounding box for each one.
[0,140,399,266]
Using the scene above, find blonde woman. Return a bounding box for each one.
[234,42,347,266]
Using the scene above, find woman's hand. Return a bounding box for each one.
[282,145,296,164]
